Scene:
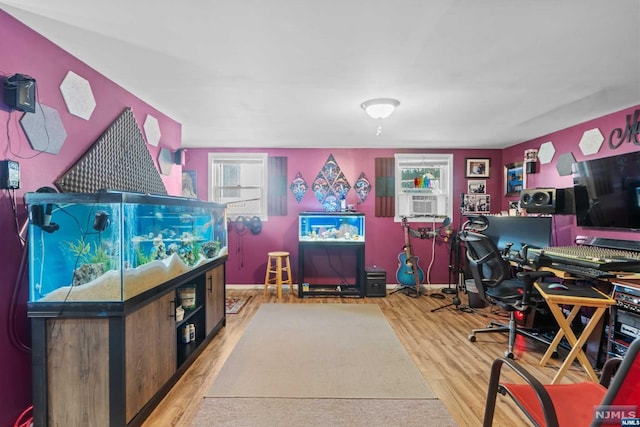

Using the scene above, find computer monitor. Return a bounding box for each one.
[481,215,552,253]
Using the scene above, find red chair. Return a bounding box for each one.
[483,337,640,427]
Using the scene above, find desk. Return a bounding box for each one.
[535,281,616,384]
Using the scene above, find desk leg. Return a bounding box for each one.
[545,303,603,384]
[539,305,581,366]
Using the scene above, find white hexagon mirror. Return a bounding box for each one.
[59,71,96,120]
[538,141,556,164]
[578,128,604,156]
[144,114,161,147]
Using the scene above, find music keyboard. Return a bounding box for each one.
[550,263,617,279]
[528,246,640,273]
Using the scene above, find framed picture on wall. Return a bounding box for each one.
[463,194,476,213]
[182,170,198,198]
[465,158,490,178]
[475,194,490,213]
[467,179,486,194]
[504,162,524,196]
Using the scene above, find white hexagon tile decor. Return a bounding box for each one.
[578,128,604,156]
[144,114,161,147]
[556,152,576,176]
[20,103,68,154]
[59,70,96,120]
[537,141,556,164]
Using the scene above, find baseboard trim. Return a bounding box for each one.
[227,283,451,290]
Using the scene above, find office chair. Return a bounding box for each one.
[459,230,555,359]
[483,337,640,427]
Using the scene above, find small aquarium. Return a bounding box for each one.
[25,191,227,302]
[298,212,365,242]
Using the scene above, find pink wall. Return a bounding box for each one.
[0,10,182,426]
[188,106,640,288]
[503,105,640,246]
[185,147,504,286]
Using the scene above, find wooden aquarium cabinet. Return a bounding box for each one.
[29,259,227,426]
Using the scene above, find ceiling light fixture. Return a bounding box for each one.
[361,98,400,119]
[361,98,400,136]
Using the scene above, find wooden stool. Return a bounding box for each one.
[264,251,293,298]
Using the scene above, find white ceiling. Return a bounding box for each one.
[2,1,639,150]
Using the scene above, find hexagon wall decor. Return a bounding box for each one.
[578,128,604,156]
[20,103,67,154]
[144,114,161,146]
[59,70,96,120]
[537,141,556,164]
[556,152,576,176]
[158,148,173,175]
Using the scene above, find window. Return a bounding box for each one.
[394,153,453,222]
[208,153,268,219]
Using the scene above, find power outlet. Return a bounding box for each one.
[0,160,20,189]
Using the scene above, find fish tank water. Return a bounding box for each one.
[25,191,227,302]
[298,212,365,242]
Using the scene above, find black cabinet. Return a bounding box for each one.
[365,267,387,297]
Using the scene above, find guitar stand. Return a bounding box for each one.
[390,284,421,297]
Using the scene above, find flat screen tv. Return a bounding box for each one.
[573,151,640,231]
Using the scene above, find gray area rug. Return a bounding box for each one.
[206,304,435,399]
[192,397,457,427]
[197,304,457,426]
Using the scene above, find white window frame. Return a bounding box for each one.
[208,152,268,220]
[394,153,453,223]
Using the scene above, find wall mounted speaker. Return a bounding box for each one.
[174,148,186,165]
[3,73,36,113]
[525,161,537,174]
[520,188,574,214]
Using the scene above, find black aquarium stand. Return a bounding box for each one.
[297,241,365,298]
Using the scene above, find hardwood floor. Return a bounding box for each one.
[142,287,593,427]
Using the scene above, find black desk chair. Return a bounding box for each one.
[459,230,555,359]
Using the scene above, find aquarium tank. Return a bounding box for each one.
[25,191,227,302]
[298,212,365,242]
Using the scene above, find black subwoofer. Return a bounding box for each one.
[365,267,386,297]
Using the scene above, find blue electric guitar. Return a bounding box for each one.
[396,217,424,294]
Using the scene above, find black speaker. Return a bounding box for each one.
[520,188,574,214]
[365,267,386,297]
[3,74,36,113]
[525,161,537,174]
